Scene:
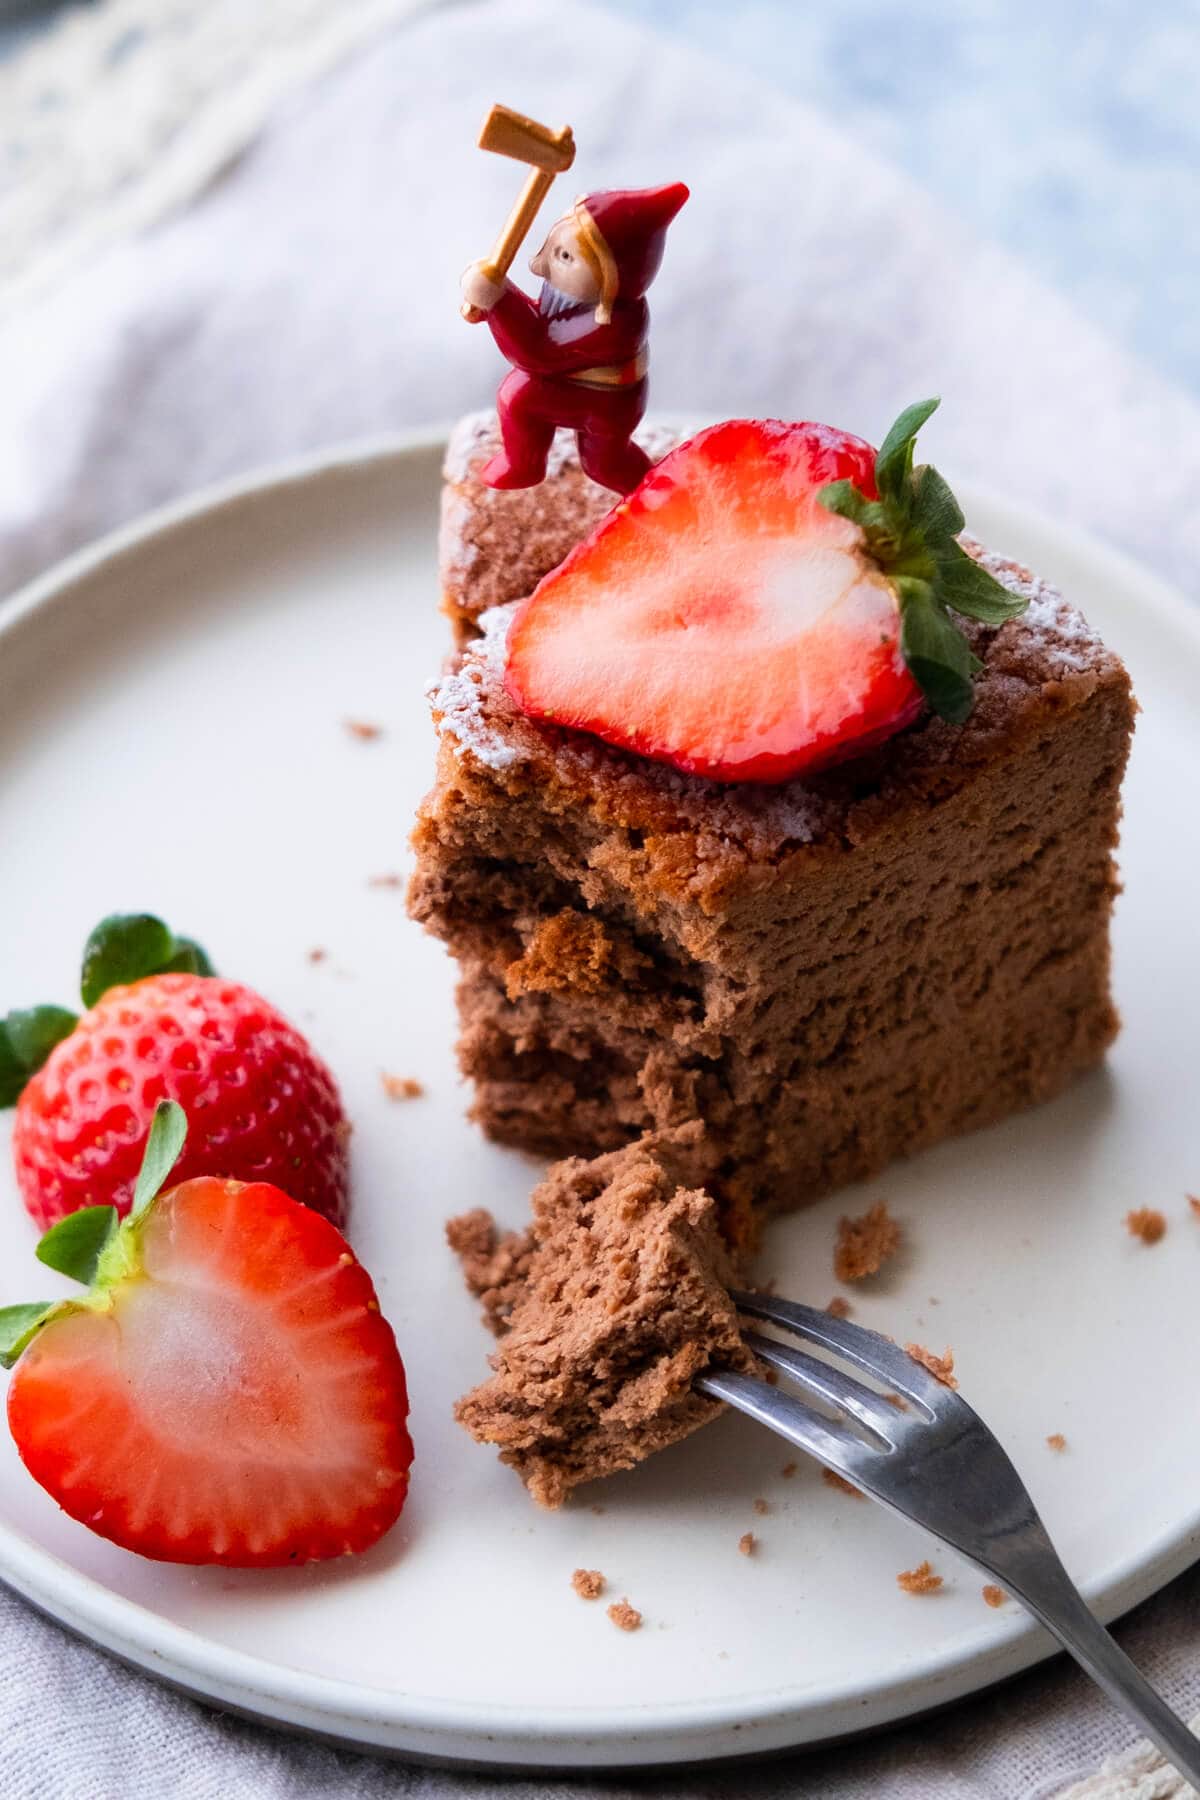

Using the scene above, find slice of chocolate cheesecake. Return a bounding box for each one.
[413,414,1135,1248]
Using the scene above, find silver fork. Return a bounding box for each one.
[697,1291,1200,1785]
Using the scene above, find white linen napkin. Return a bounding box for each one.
[1,3,1199,1796]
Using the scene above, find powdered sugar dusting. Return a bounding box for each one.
[427,604,840,848]
[441,411,497,487]
[437,485,477,578]
[964,534,1109,676]
[428,606,529,772]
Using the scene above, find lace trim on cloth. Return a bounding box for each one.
[1051,1715,1200,1798]
[0,0,440,318]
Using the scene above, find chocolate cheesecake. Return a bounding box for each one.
[412,415,1135,1247]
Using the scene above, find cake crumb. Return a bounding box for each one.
[607,1599,642,1632]
[1046,1432,1067,1452]
[906,1343,958,1389]
[445,1208,535,1336]
[781,1461,798,1479]
[822,1469,864,1500]
[572,1568,605,1600]
[307,947,327,964]
[752,1497,770,1516]
[825,1295,851,1318]
[982,1584,1007,1609]
[345,718,383,741]
[1125,1207,1166,1245]
[834,1201,901,1282]
[381,1073,424,1100]
[897,1560,943,1595]
[883,1392,909,1411]
[506,910,612,1000]
[368,872,404,889]
[738,1532,757,1556]
[1188,1196,1200,1219]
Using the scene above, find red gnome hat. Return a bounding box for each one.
[572,182,689,323]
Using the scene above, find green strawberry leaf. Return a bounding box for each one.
[0,1303,57,1371]
[36,1206,118,1285]
[936,540,1030,623]
[816,478,874,527]
[80,914,173,1007]
[160,937,215,978]
[80,914,214,1008]
[6,1006,79,1068]
[0,1006,79,1106]
[0,1027,23,1109]
[132,1099,188,1218]
[824,401,1032,728]
[899,586,981,724]
[912,462,965,541]
[874,398,940,506]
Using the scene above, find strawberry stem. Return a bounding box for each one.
[0,1102,189,1370]
[818,398,1028,723]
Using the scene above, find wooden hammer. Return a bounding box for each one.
[461,103,576,323]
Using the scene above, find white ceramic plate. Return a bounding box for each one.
[0,433,1198,1770]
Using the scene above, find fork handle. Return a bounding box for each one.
[1009,1560,1200,1783]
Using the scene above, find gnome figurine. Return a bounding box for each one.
[460,183,689,495]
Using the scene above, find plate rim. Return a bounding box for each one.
[1,429,1198,1765]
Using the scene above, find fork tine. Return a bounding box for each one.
[733,1290,943,1414]
[743,1332,899,1446]
[697,1370,873,1487]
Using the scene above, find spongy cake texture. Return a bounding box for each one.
[413,415,1136,1247]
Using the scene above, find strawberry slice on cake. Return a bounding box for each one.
[504,400,1026,782]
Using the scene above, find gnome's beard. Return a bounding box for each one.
[538,281,585,321]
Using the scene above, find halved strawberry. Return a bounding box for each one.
[504,402,1027,783]
[2,1104,412,1567]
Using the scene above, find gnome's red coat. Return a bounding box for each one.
[478,182,688,497]
[484,290,650,495]
[488,289,648,382]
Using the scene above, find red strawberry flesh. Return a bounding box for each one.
[7,1178,412,1566]
[504,419,924,783]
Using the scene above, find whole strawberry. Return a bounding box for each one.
[1,915,348,1230]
